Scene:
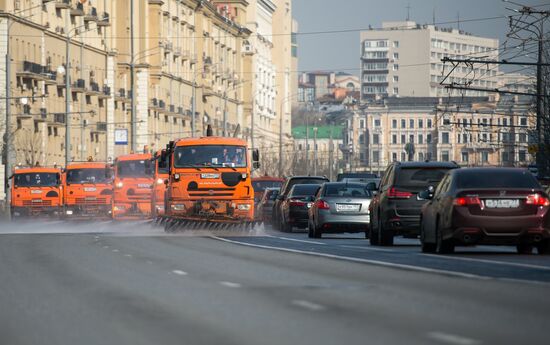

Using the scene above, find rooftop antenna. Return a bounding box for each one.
[433,7,436,25]
[457,12,461,30]
[406,3,411,21]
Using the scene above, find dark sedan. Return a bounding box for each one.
[256,188,280,222]
[420,168,550,254]
[308,182,372,239]
[279,184,321,232]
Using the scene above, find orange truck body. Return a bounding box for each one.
[151,150,169,217]
[63,162,113,219]
[10,167,63,218]
[164,136,256,222]
[112,153,154,220]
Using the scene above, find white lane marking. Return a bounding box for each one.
[172,270,188,276]
[219,281,242,288]
[291,300,326,311]
[340,245,394,252]
[427,331,481,345]
[112,249,119,253]
[265,235,326,245]
[124,254,133,258]
[421,253,550,271]
[211,236,550,286]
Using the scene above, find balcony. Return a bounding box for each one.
[18,61,46,80]
[72,78,86,92]
[55,0,71,9]
[43,69,57,84]
[86,81,101,95]
[36,108,48,122]
[163,42,173,52]
[178,106,184,115]
[97,12,110,26]
[96,122,107,132]
[158,100,166,109]
[70,2,84,16]
[169,104,176,113]
[98,85,111,99]
[173,47,182,57]
[150,98,159,109]
[84,7,98,22]
[53,113,66,124]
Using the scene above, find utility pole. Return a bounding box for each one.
[313,127,318,175]
[328,124,333,181]
[130,0,136,152]
[65,12,71,167]
[535,17,546,177]
[305,105,309,175]
[4,17,12,209]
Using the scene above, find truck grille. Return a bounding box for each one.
[75,197,108,205]
[23,200,52,206]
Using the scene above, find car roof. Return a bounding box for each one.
[287,176,329,180]
[394,161,459,169]
[451,167,530,175]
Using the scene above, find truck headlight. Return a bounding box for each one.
[171,204,185,211]
[157,178,164,185]
[116,181,123,188]
[237,204,251,211]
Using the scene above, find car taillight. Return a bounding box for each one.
[316,200,330,210]
[454,196,481,206]
[387,187,412,199]
[526,194,550,206]
[289,199,306,207]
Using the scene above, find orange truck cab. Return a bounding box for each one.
[63,162,113,219]
[10,167,63,218]
[112,153,154,220]
[151,150,169,217]
[164,134,260,223]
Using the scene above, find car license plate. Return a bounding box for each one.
[138,184,151,189]
[485,199,520,209]
[84,187,96,192]
[336,204,361,212]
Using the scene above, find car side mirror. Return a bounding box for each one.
[418,190,433,200]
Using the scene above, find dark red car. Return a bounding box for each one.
[420,168,550,254]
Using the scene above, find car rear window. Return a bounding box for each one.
[456,170,540,189]
[396,168,451,187]
[285,178,328,194]
[290,185,321,196]
[324,184,372,198]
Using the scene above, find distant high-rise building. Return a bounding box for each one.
[360,21,499,100]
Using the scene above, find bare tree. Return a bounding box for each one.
[15,130,42,166]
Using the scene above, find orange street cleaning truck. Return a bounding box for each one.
[63,162,113,219]
[10,166,63,218]
[112,153,154,220]
[161,129,260,231]
[151,149,169,218]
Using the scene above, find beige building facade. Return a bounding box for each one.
[1,0,294,200]
[360,21,499,100]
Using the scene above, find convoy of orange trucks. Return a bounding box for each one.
[6,129,261,229]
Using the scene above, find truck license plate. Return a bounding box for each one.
[84,187,96,192]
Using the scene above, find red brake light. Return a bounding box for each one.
[454,196,481,206]
[387,187,412,199]
[526,194,550,206]
[289,199,306,207]
[316,200,330,210]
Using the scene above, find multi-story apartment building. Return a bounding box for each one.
[360,21,499,100]
[0,0,294,201]
[352,97,534,175]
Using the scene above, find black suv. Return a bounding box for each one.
[273,176,330,231]
[369,161,460,246]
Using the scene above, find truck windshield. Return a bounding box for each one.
[174,145,247,168]
[117,160,152,178]
[66,169,109,184]
[14,173,58,187]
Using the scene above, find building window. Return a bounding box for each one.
[393,41,399,48]
[401,134,406,144]
[373,150,380,163]
[419,152,424,161]
[401,119,406,128]
[442,151,450,162]
[418,134,423,144]
[392,152,398,161]
[392,119,397,128]
[393,64,399,71]
[409,119,414,128]
[374,119,381,127]
[34,121,39,133]
[502,151,509,163]
[418,119,423,128]
[442,132,450,144]
[519,133,527,143]
[393,87,398,94]
[54,127,58,137]
[401,152,406,161]
[392,134,397,144]
[519,150,527,162]
[461,152,469,163]
[48,126,52,136]
[373,134,380,145]
[409,134,414,143]
[427,134,432,144]
[393,76,399,82]
[360,119,365,129]
[427,119,432,128]
[393,52,399,59]
[481,151,489,163]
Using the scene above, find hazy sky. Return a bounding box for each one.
[293,0,549,75]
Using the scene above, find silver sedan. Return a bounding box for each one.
[308,182,372,239]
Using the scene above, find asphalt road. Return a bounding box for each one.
[0,220,549,345]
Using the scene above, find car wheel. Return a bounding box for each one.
[435,219,454,254]
[516,243,533,254]
[536,240,550,255]
[420,220,436,253]
[378,216,394,246]
[369,214,380,245]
